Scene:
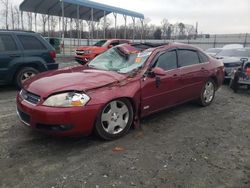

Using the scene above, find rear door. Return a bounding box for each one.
[141,50,181,117]
[177,49,209,102]
[0,33,22,83]
[16,34,53,65]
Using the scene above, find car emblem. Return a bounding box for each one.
[23,94,28,100]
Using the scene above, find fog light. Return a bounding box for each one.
[59,124,73,131]
[36,124,73,131]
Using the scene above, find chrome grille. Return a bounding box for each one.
[76,50,85,55]
[20,90,41,105]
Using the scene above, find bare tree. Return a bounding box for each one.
[50,16,58,36]
[0,0,9,29]
[14,6,20,29]
[161,18,170,40]
[40,14,47,35]
[178,22,185,37]
[10,4,14,29]
[185,24,196,39]
[27,12,33,31]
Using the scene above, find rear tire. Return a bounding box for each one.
[15,67,39,89]
[198,79,216,107]
[95,99,133,140]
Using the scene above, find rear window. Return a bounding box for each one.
[0,34,17,52]
[17,35,46,50]
[199,52,209,63]
[178,50,200,67]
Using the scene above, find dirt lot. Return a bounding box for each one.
[0,61,250,187]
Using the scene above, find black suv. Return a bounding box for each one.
[0,30,58,88]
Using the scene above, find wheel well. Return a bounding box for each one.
[210,76,218,90]
[123,97,137,114]
[108,97,137,115]
[12,64,41,83]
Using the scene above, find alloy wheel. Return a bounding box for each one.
[203,81,215,103]
[101,100,130,135]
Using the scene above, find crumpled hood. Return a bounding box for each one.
[24,66,127,98]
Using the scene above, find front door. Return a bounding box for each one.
[141,50,182,117]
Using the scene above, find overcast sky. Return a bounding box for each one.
[11,0,250,34]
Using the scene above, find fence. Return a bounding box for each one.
[59,33,249,56]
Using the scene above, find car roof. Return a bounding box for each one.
[129,42,202,52]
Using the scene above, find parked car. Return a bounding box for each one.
[229,58,250,92]
[0,30,58,89]
[205,48,222,57]
[75,39,130,64]
[16,43,224,140]
[215,48,250,79]
[222,44,244,49]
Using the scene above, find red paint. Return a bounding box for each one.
[75,39,130,63]
[17,43,224,137]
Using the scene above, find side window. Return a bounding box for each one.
[0,34,17,52]
[155,50,177,71]
[110,41,119,46]
[199,52,209,63]
[17,35,46,50]
[178,50,200,67]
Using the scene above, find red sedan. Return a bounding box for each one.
[16,43,224,140]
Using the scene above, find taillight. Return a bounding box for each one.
[49,51,56,60]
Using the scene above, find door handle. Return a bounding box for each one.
[155,76,161,88]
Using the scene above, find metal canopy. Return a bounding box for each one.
[19,0,144,21]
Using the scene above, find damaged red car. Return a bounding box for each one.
[16,43,224,140]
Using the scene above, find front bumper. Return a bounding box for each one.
[16,95,102,137]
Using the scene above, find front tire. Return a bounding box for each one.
[95,99,134,140]
[15,67,39,89]
[198,80,216,107]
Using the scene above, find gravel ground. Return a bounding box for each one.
[0,61,249,188]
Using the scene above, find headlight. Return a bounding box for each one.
[43,92,90,107]
[84,50,92,54]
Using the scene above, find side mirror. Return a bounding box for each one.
[108,45,113,49]
[151,67,166,77]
